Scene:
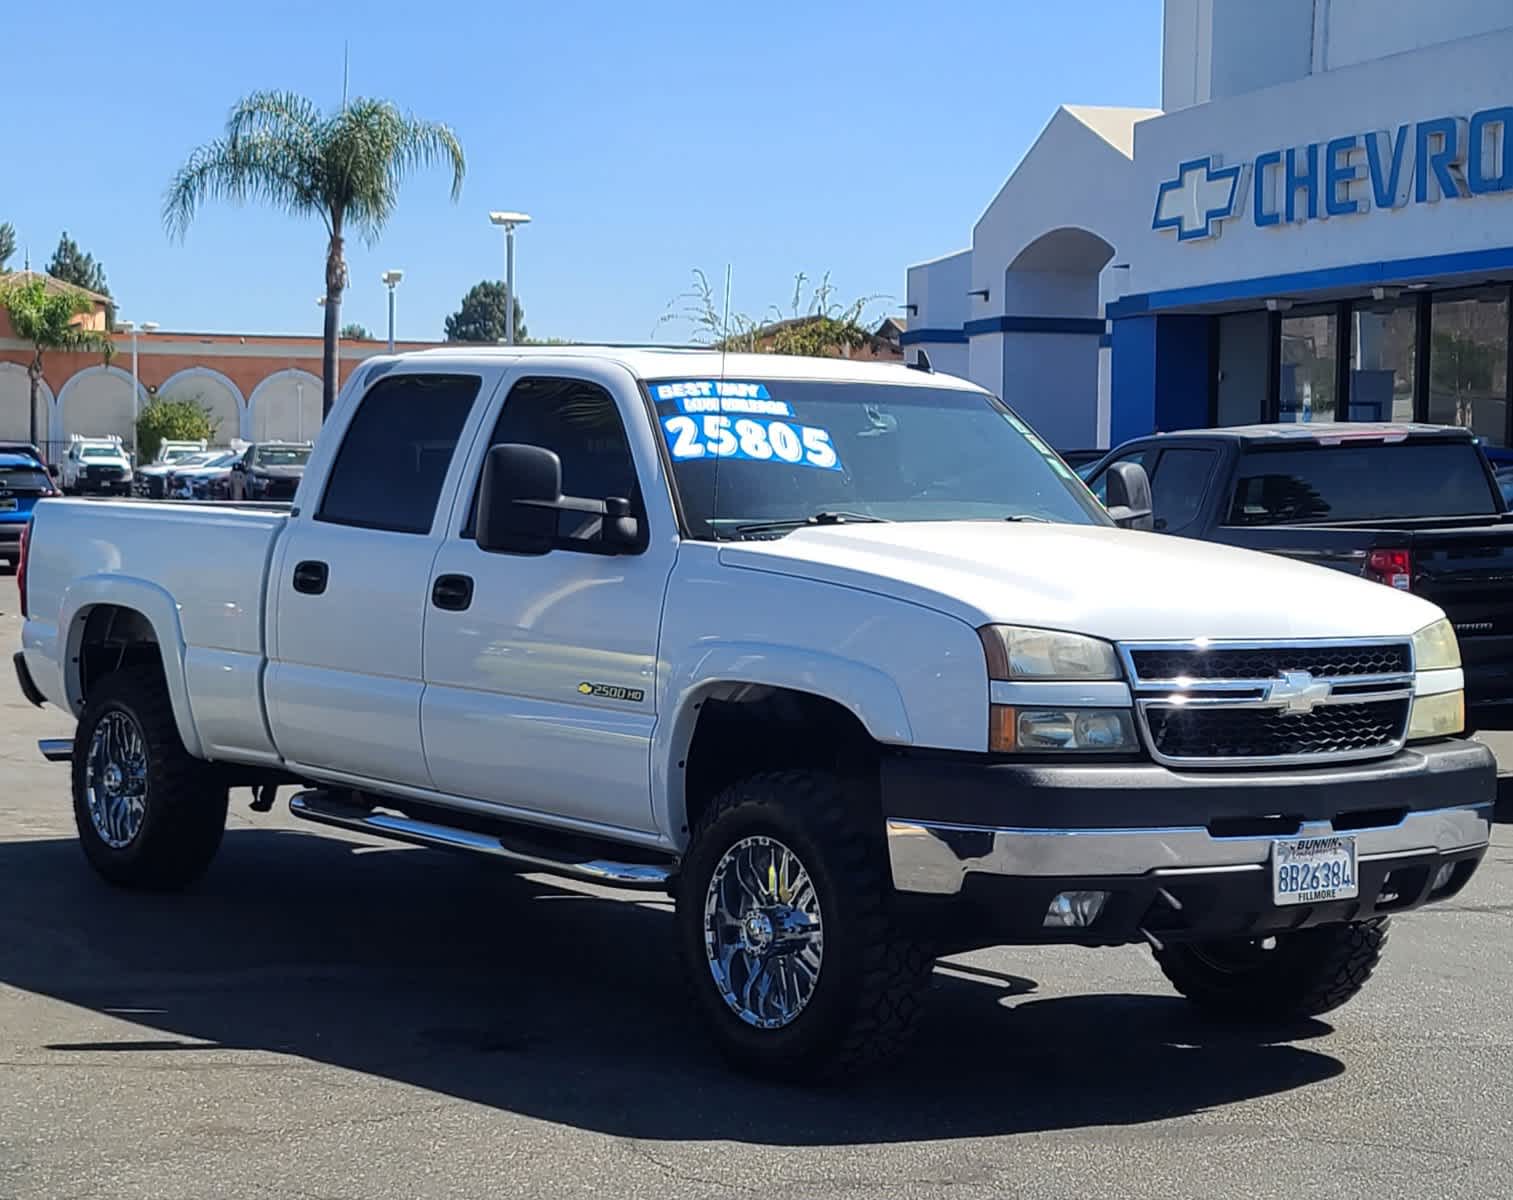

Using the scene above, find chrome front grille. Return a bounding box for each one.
[1121,639,1415,767]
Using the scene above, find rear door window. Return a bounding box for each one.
[1227,442,1499,525]
[317,373,482,534]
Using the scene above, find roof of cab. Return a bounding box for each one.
[401,345,987,390]
[0,452,42,467]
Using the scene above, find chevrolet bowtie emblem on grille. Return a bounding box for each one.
[1268,670,1333,715]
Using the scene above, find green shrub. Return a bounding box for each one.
[136,396,218,462]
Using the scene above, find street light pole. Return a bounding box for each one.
[489,211,532,345]
[382,269,404,352]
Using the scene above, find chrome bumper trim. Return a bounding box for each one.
[886,804,1492,895]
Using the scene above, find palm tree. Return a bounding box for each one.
[164,91,465,416]
[0,277,113,456]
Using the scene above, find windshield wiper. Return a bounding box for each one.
[732,511,891,536]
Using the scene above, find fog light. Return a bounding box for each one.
[1044,890,1109,928]
[1432,862,1456,892]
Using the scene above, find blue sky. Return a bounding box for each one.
[3,0,1159,344]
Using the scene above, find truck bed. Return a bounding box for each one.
[21,498,288,761]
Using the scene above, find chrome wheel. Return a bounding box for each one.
[85,710,149,850]
[703,835,824,1029]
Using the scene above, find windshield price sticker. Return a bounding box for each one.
[651,380,793,416]
[661,414,842,471]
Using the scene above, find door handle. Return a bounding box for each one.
[432,573,474,612]
[292,560,329,595]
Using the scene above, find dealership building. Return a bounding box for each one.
[905,0,1513,453]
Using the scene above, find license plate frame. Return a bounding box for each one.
[1271,834,1358,906]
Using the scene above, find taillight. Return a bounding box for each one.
[1364,547,1413,591]
[16,520,29,618]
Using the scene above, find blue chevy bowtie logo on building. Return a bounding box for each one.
[1153,156,1246,241]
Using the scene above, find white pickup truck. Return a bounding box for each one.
[12,348,1495,1079]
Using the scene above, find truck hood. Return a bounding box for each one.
[719,522,1446,642]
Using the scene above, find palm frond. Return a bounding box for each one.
[226,90,323,148]
[163,133,328,239]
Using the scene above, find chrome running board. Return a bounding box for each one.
[287,790,673,890]
[38,738,73,763]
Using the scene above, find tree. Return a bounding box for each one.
[340,322,374,340]
[660,270,881,356]
[136,396,219,462]
[0,277,114,453]
[164,90,466,416]
[46,232,113,326]
[444,280,526,343]
[0,223,15,271]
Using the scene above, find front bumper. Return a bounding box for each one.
[884,739,1494,947]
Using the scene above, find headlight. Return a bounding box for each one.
[990,706,1138,753]
[1407,690,1464,739]
[1413,617,1461,670]
[979,625,1121,681]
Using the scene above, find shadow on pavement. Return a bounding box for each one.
[0,826,1344,1146]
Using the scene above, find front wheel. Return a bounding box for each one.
[1153,919,1390,1021]
[676,770,934,1081]
[72,666,228,890]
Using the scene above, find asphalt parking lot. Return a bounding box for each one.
[3,603,1513,1199]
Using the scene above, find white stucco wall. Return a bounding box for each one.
[1323,0,1513,71]
[248,370,322,442]
[0,363,52,443]
[56,367,147,447]
[158,369,243,448]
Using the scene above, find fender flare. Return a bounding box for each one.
[58,574,206,759]
[652,642,914,845]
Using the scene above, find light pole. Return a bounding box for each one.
[118,319,156,461]
[489,211,531,345]
[382,269,404,352]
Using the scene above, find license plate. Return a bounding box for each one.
[0,498,16,512]
[1272,835,1358,906]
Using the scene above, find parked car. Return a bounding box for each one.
[0,451,56,568]
[1083,422,1513,729]
[59,436,133,496]
[165,450,240,500]
[133,441,211,498]
[227,442,312,500]
[14,351,1494,1080]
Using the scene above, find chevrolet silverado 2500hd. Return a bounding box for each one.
[12,349,1495,1079]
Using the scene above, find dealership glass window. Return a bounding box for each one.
[1350,299,1416,422]
[1278,310,1337,422]
[1428,287,1509,445]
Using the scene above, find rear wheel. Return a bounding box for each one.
[72,667,228,890]
[1153,919,1390,1020]
[676,770,934,1081]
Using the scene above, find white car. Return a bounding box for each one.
[59,436,133,496]
[12,348,1495,1079]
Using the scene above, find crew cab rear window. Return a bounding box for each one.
[317,373,481,534]
[1226,442,1499,525]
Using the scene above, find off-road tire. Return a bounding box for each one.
[1153,918,1390,1020]
[72,666,228,890]
[676,769,934,1082]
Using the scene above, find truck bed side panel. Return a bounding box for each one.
[23,499,285,762]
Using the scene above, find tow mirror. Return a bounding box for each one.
[476,443,642,555]
[1105,461,1154,532]
[477,443,562,555]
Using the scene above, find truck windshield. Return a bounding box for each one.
[81,447,120,460]
[648,378,1107,539]
[1227,442,1499,525]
